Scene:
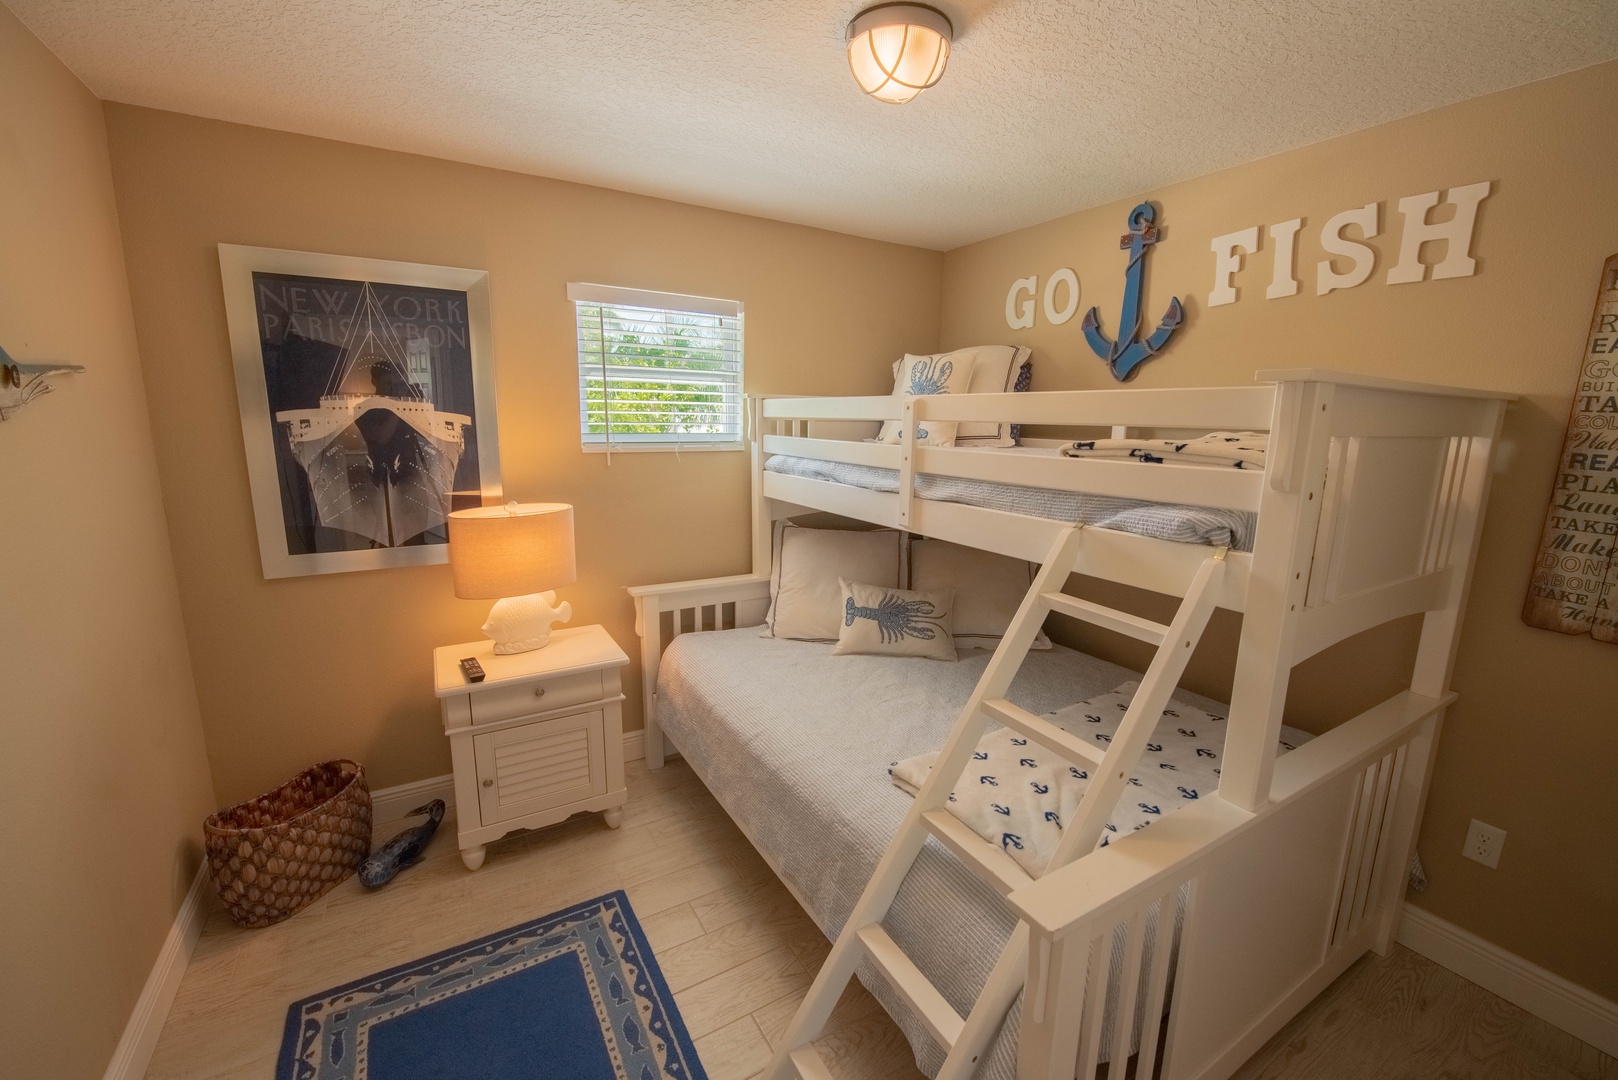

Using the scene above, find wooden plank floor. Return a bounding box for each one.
[147,758,1613,1080]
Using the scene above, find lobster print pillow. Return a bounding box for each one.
[834,579,957,661]
[877,352,977,447]
[891,346,1032,447]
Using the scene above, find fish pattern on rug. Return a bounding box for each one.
[276,890,706,1080]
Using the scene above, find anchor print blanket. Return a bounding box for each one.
[889,682,1312,876]
[1059,430,1269,470]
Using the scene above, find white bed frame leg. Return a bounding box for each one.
[634,592,667,769]
[644,717,666,770]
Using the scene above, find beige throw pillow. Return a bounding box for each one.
[763,523,906,642]
[877,352,977,447]
[834,579,957,661]
[909,538,1052,650]
[888,346,1032,447]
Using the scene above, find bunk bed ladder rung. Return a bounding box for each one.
[981,697,1108,766]
[922,808,1035,894]
[856,924,965,1050]
[785,1045,836,1080]
[763,528,1229,1080]
[1042,591,1170,645]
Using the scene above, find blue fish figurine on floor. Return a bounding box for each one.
[359,800,445,888]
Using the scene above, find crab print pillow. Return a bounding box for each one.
[877,352,977,447]
[834,579,957,661]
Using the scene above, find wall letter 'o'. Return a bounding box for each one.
[1043,268,1079,325]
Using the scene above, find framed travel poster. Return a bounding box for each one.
[219,245,503,578]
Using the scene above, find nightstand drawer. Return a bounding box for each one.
[470,670,604,725]
[472,710,607,825]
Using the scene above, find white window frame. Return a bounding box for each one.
[569,282,745,454]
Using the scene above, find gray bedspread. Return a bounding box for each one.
[764,451,1257,551]
[655,630,1273,1078]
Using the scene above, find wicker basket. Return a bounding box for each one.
[204,759,372,928]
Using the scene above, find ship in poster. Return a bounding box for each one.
[275,282,471,548]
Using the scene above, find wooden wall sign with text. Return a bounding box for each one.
[1523,254,1618,643]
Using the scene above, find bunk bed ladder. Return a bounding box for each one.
[766,525,1229,1080]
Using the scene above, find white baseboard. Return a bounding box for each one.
[1399,906,1618,1057]
[624,728,645,762]
[102,862,211,1080]
[371,773,458,827]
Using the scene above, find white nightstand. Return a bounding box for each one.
[434,624,631,870]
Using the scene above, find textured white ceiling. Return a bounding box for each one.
[13,0,1618,249]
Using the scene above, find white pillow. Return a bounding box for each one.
[834,579,957,661]
[889,346,1032,447]
[877,352,978,447]
[763,523,906,642]
[909,539,1052,650]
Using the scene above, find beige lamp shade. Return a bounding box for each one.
[448,502,577,599]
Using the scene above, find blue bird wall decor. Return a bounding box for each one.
[359,800,445,888]
[1082,202,1185,382]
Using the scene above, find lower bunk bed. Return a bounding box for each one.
[654,627,1312,1078]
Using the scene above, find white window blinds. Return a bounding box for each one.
[569,283,744,452]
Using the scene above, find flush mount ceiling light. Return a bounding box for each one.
[846,3,953,105]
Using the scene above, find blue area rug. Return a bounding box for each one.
[276,890,709,1080]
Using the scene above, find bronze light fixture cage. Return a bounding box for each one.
[846,3,954,104]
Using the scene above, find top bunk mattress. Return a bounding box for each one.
[655,629,1309,1078]
[764,447,1257,551]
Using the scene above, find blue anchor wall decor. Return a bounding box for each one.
[1082,202,1185,382]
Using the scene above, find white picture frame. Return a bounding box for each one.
[219,244,503,579]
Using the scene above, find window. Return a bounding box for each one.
[569,283,744,452]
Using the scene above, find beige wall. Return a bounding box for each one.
[0,10,217,1080]
[940,60,1618,998]
[102,103,943,807]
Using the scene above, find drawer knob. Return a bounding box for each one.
[482,779,493,788]
[532,687,546,698]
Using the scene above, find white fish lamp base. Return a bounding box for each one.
[483,591,573,654]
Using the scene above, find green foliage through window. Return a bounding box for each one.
[575,302,742,444]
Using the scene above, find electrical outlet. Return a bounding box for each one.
[1463,819,1506,869]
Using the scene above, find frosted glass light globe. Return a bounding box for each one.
[846,4,953,105]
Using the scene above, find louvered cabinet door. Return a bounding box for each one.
[472,710,608,825]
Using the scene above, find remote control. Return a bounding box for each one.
[459,657,486,683]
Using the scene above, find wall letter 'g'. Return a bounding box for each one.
[1005,276,1037,329]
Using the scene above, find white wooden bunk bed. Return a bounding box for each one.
[628,369,1509,1080]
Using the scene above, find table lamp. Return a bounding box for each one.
[447,502,576,654]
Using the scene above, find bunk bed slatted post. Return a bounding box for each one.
[1075,925,1114,1080]
[1017,930,1093,1080]
[1368,402,1506,952]
[1219,379,1338,813]
[751,394,773,575]
[1106,909,1150,1072]
[1132,890,1180,1080]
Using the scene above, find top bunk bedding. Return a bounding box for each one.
[655,629,1310,1078]
[764,447,1258,551]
